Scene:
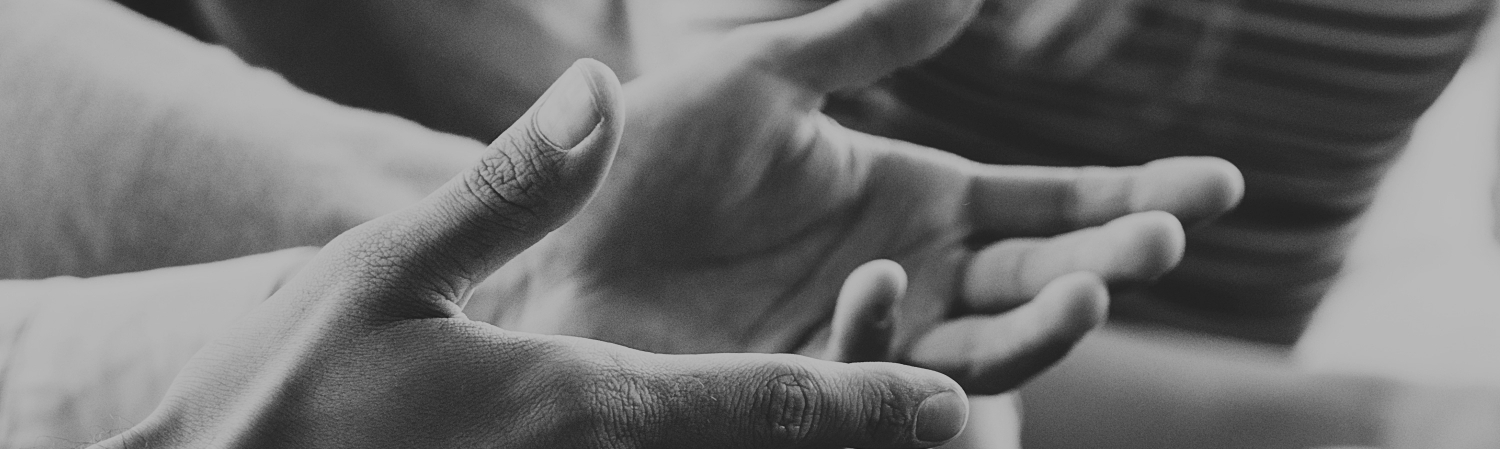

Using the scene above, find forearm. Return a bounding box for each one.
[0,0,482,279]
[196,0,640,141]
[0,248,316,447]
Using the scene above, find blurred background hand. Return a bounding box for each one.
[479,0,1243,396]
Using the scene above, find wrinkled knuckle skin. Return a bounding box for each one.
[542,353,657,449]
[868,382,911,444]
[750,362,826,445]
[587,371,661,448]
[323,224,461,310]
[461,133,567,231]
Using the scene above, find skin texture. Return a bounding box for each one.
[481,0,1244,395]
[2,0,1235,394]
[2,0,1487,447]
[818,260,1027,449]
[1,0,1236,446]
[90,60,973,449]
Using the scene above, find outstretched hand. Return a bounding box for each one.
[91,60,971,449]
[486,0,1243,394]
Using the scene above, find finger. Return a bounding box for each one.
[962,211,1183,313]
[735,0,985,96]
[825,259,905,363]
[636,352,969,448]
[908,272,1107,395]
[321,59,623,302]
[967,156,1243,236]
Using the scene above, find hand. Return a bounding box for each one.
[486,0,1243,394]
[92,60,971,449]
[821,260,1023,449]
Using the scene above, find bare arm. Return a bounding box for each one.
[0,248,316,447]
[0,0,482,279]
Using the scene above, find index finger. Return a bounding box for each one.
[966,156,1243,236]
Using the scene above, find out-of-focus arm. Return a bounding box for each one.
[0,0,483,279]
[193,0,638,141]
[0,247,317,448]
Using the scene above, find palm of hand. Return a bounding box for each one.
[484,1,1242,395]
[498,63,971,356]
[104,63,976,448]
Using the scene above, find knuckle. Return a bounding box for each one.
[322,224,457,305]
[868,382,911,441]
[546,349,659,449]
[748,359,827,445]
[752,361,914,445]
[588,369,659,442]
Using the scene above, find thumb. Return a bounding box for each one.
[322,59,622,305]
[641,353,969,447]
[737,0,984,95]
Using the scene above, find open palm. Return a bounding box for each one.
[486,0,1241,394]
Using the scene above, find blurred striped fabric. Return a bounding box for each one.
[827,0,1493,343]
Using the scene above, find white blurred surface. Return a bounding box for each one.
[1297,24,1500,388]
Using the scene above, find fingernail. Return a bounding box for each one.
[532,61,602,151]
[914,391,967,443]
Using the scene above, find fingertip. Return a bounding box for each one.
[550,59,624,182]
[1101,211,1185,282]
[1040,271,1109,331]
[1191,156,1246,217]
[513,59,624,231]
[845,259,908,302]
[353,59,624,296]
[697,356,970,448]
[915,390,969,444]
[1135,156,1244,226]
[845,361,968,445]
[571,58,620,92]
[531,60,609,152]
[569,58,625,134]
[828,260,907,362]
[501,59,624,219]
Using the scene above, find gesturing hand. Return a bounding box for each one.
[487,0,1243,394]
[92,60,971,449]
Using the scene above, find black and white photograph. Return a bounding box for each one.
[1,0,1497,447]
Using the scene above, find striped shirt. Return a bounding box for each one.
[827,0,1494,343]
